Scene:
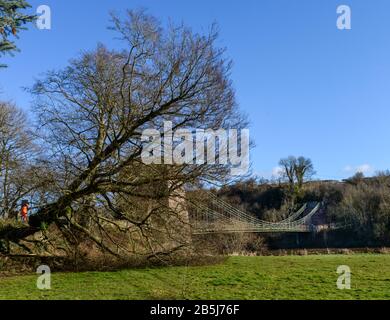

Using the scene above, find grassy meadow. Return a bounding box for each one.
[0,255,389,300]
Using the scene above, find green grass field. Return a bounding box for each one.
[0,255,389,300]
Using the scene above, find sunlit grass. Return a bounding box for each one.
[0,255,389,300]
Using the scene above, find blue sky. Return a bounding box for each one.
[1,0,390,180]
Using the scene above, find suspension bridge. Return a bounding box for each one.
[186,192,339,235]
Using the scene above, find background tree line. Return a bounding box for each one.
[216,163,390,249]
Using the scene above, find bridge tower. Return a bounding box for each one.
[166,184,192,249]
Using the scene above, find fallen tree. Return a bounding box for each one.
[0,10,247,260]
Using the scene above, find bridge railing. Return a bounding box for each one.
[188,194,322,234]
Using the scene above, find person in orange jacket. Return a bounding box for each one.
[20,202,29,223]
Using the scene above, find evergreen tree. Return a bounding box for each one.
[0,0,35,66]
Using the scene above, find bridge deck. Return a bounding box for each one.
[189,193,339,235]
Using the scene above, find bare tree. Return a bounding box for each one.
[279,156,315,195]
[294,156,315,189]
[279,156,296,188]
[0,102,40,218]
[0,10,247,258]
